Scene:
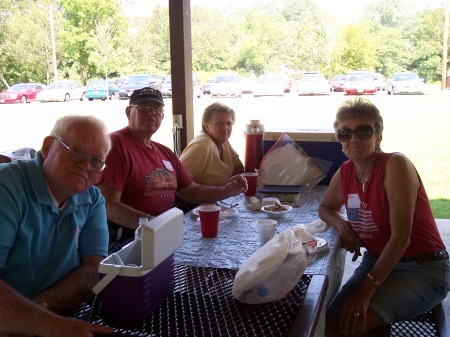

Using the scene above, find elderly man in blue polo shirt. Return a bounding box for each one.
[0,115,114,336]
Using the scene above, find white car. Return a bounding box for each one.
[373,73,387,91]
[36,80,85,102]
[253,75,284,97]
[387,72,425,95]
[298,73,330,96]
[210,73,241,98]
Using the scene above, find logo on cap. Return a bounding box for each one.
[130,87,164,106]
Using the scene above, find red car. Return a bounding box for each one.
[0,82,47,103]
[344,71,377,95]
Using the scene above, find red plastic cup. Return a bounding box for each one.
[198,205,221,238]
[242,172,258,196]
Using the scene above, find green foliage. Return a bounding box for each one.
[0,0,448,91]
[402,8,447,81]
[59,0,123,84]
[331,22,380,74]
[362,0,404,28]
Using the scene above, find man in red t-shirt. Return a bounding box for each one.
[96,87,247,251]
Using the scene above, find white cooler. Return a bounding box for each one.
[93,208,184,322]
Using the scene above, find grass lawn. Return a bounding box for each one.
[368,92,450,218]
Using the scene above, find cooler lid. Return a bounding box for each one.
[141,207,184,270]
[263,128,337,142]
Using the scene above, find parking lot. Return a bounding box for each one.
[1,85,449,200]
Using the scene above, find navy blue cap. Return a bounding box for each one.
[129,87,164,106]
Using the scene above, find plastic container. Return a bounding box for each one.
[95,208,184,322]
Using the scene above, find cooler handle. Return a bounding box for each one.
[92,267,121,295]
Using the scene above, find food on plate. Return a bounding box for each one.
[263,203,289,212]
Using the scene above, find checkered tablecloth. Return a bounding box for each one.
[174,185,346,308]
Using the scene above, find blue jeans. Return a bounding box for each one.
[327,251,450,325]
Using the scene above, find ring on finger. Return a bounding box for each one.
[352,312,360,317]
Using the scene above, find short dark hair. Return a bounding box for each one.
[334,98,384,137]
[201,102,236,132]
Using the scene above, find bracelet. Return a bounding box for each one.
[367,273,381,287]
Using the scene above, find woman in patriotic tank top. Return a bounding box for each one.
[319,98,449,337]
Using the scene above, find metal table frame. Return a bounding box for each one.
[65,265,328,337]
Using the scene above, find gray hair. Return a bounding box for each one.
[49,115,112,154]
[201,102,236,132]
[334,98,384,136]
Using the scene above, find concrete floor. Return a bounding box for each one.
[341,219,450,323]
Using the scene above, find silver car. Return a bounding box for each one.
[210,73,241,98]
[387,72,425,95]
[36,80,85,102]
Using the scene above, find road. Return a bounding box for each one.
[1,85,449,199]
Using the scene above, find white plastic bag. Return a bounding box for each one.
[232,224,317,304]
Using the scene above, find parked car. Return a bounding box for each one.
[160,73,202,98]
[85,80,120,101]
[344,71,377,95]
[330,75,347,92]
[253,75,284,97]
[0,82,46,104]
[387,72,425,95]
[373,73,387,91]
[210,73,241,98]
[298,72,330,96]
[202,79,214,95]
[114,77,128,88]
[240,77,256,94]
[118,74,162,100]
[36,80,85,102]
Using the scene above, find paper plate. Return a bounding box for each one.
[192,206,238,219]
[264,161,290,184]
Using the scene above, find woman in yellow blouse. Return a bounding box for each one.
[180,102,244,185]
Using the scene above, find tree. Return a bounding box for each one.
[59,0,124,84]
[89,18,123,79]
[122,5,170,75]
[232,9,286,76]
[362,0,404,28]
[375,28,411,76]
[332,22,380,74]
[0,0,62,87]
[402,8,448,81]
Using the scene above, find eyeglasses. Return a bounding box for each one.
[209,121,234,127]
[130,104,164,115]
[337,125,375,142]
[54,138,107,173]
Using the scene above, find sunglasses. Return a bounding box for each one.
[337,124,375,142]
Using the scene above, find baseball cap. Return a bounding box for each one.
[129,87,165,106]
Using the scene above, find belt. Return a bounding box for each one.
[399,250,449,263]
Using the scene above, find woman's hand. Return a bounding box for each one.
[337,220,362,261]
[338,291,371,335]
[225,174,247,195]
